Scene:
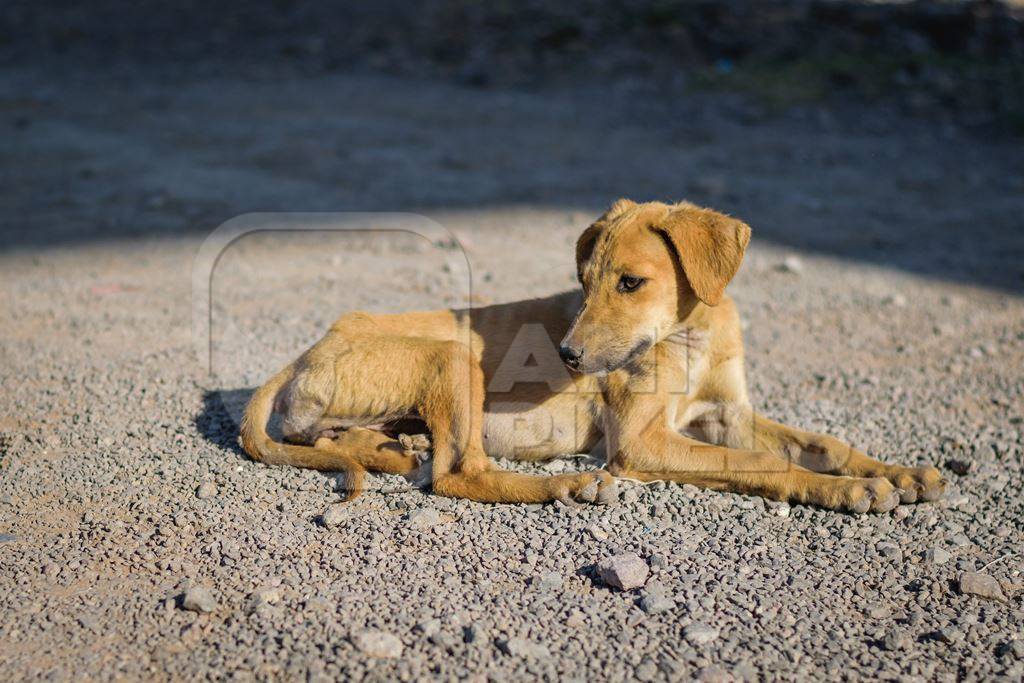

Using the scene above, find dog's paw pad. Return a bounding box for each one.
[398,433,432,460]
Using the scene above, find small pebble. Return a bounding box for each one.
[533,571,563,591]
[776,256,804,274]
[181,586,217,613]
[639,582,676,615]
[351,630,403,658]
[868,605,891,620]
[321,504,349,528]
[924,547,952,564]
[876,541,902,561]
[883,632,912,651]
[498,637,550,659]
[947,533,971,547]
[407,508,444,529]
[685,621,719,645]
[935,626,964,644]
[196,481,218,499]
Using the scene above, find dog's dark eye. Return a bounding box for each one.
[618,275,645,293]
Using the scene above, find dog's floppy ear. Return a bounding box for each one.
[576,198,636,273]
[654,205,751,306]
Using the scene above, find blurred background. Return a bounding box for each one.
[2,0,1023,292]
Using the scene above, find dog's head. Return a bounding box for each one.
[559,199,750,374]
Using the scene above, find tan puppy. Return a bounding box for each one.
[240,199,945,511]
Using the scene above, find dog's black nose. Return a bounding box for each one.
[559,345,582,369]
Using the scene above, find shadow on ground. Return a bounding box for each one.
[195,388,253,458]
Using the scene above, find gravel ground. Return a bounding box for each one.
[2,61,1024,681]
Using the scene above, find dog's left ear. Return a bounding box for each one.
[654,206,751,306]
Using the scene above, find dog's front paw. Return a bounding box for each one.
[554,470,617,506]
[886,465,945,504]
[837,476,901,514]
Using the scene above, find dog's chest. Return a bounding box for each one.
[650,327,711,396]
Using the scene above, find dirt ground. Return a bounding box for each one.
[1,44,1024,682]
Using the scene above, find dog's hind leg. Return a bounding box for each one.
[420,340,616,504]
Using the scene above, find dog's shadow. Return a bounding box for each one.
[195,387,265,458]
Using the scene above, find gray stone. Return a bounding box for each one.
[883,632,912,651]
[936,626,964,644]
[685,621,720,645]
[321,504,349,528]
[181,586,217,613]
[867,605,891,620]
[407,508,444,529]
[924,547,952,564]
[959,572,1006,601]
[776,256,804,274]
[598,552,649,591]
[498,637,550,659]
[639,582,675,615]
[415,618,441,636]
[876,541,902,561]
[196,481,218,499]
[533,571,562,590]
[351,630,403,658]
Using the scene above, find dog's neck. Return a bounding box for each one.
[675,299,714,332]
[662,325,710,352]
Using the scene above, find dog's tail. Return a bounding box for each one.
[239,363,367,500]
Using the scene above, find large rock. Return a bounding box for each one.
[598,552,649,591]
[959,572,1006,601]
